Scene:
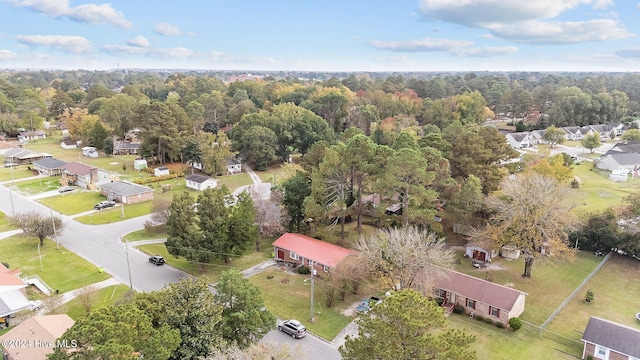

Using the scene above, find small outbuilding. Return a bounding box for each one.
[81,146,98,158]
[154,166,170,176]
[60,138,78,149]
[465,240,497,263]
[500,245,521,260]
[185,174,218,191]
[609,169,629,182]
[133,158,147,170]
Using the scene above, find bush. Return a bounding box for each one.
[297,265,311,275]
[122,163,127,171]
[496,322,505,329]
[475,315,484,322]
[585,289,594,303]
[453,305,465,314]
[509,317,523,331]
[434,298,444,306]
[484,317,494,325]
[1,262,8,269]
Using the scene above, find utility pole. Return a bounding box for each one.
[310,268,317,323]
[50,207,58,249]
[124,239,133,290]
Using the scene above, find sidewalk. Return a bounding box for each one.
[0,229,22,240]
[57,277,123,305]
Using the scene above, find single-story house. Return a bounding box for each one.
[273,233,357,274]
[113,141,141,155]
[154,166,170,176]
[62,162,98,189]
[0,263,30,319]
[505,132,535,149]
[60,138,78,149]
[81,146,98,158]
[32,158,68,176]
[185,174,217,191]
[609,169,629,182]
[3,148,49,165]
[226,158,242,174]
[99,180,154,204]
[432,269,527,326]
[0,314,75,360]
[18,130,46,141]
[134,158,147,170]
[596,153,640,172]
[581,316,640,360]
[465,240,498,263]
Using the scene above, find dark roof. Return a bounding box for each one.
[607,142,640,155]
[61,139,76,146]
[582,317,640,358]
[434,269,526,312]
[99,181,153,196]
[4,148,45,159]
[63,162,96,176]
[32,158,68,169]
[185,174,213,183]
[272,233,356,267]
[507,132,531,142]
[156,166,169,171]
[114,141,141,150]
[226,158,241,166]
[602,153,640,165]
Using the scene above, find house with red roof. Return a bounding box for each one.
[0,263,30,321]
[62,162,98,189]
[432,269,527,326]
[272,233,357,274]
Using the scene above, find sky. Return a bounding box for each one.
[2,0,640,72]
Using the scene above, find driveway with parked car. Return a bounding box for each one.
[94,200,116,210]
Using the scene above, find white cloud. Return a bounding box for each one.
[5,0,132,29]
[127,36,150,48]
[15,34,92,54]
[592,0,612,9]
[369,38,473,52]
[102,44,195,59]
[451,46,518,57]
[489,19,634,44]
[616,47,640,58]
[154,22,183,36]
[0,49,18,60]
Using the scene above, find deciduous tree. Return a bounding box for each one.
[581,133,602,153]
[10,211,64,246]
[542,125,565,147]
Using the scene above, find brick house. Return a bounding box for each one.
[98,181,153,204]
[432,269,527,326]
[272,233,356,274]
[581,317,640,360]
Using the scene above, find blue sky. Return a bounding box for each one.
[2,0,640,72]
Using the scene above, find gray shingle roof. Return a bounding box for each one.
[582,317,640,358]
[99,181,153,196]
[32,158,68,169]
[605,153,640,165]
[185,174,212,183]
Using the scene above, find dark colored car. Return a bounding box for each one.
[58,186,76,193]
[149,255,165,265]
[356,296,382,314]
[94,200,116,210]
[278,319,306,339]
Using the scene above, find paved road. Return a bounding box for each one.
[262,329,341,360]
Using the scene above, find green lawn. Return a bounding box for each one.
[74,202,152,225]
[216,172,253,190]
[136,240,273,283]
[38,191,105,215]
[0,165,37,182]
[0,211,16,232]
[55,284,132,320]
[11,176,62,195]
[122,227,167,242]
[0,235,110,293]
[249,268,354,341]
[571,163,640,214]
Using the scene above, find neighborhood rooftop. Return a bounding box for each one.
[582,317,640,358]
[185,174,212,183]
[32,157,68,169]
[99,180,153,196]
[272,233,357,267]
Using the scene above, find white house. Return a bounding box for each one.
[154,166,170,176]
[226,158,242,174]
[596,153,640,172]
[60,139,77,149]
[185,174,218,191]
[505,132,535,149]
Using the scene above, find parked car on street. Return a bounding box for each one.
[94,200,116,210]
[149,255,165,265]
[278,319,306,339]
[356,296,382,314]
[58,186,76,193]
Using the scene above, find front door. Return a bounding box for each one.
[277,249,284,260]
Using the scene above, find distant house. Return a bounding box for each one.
[18,130,46,141]
[99,181,153,204]
[596,153,640,172]
[3,148,49,165]
[60,138,78,149]
[62,162,98,189]
[0,263,30,319]
[272,233,357,274]
[185,174,217,191]
[113,141,141,155]
[432,269,527,326]
[154,166,170,176]
[226,158,242,174]
[81,146,98,158]
[563,126,584,141]
[0,314,75,360]
[32,158,68,176]
[505,132,535,149]
[581,317,640,360]
[465,240,497,263]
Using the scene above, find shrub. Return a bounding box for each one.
[484,317,494,325]
[434,298,444,306]
[509,317,523,331]
[266,275,274,280]
[453,305,465,314]
[475,315,484,322]
[1,262,8,269]
[496,322,505,329]
[297,265,311,275]
[585,289,594,303]
[122,163,127,171]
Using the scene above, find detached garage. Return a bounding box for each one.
[465,240,497,263]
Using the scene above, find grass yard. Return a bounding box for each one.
[55,284,132,320]
[571,163,640,214]
[122,227,167,242]
[0,211,16,232]
[216,172,253,190]
[74,202,152,225]
[136,240,273,283]
[10,176,62,195]
[249,268,354,341]
[38,191,105,215]
[0,165,37,182]
[0,235,110,293]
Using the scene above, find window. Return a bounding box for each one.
[466,299,476,309]
[323,265,329,273]
[596,345,608,359]
[308,260,314,266]
[434,288,446,298]
[490,306,500,317]
[290,252,298,260]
